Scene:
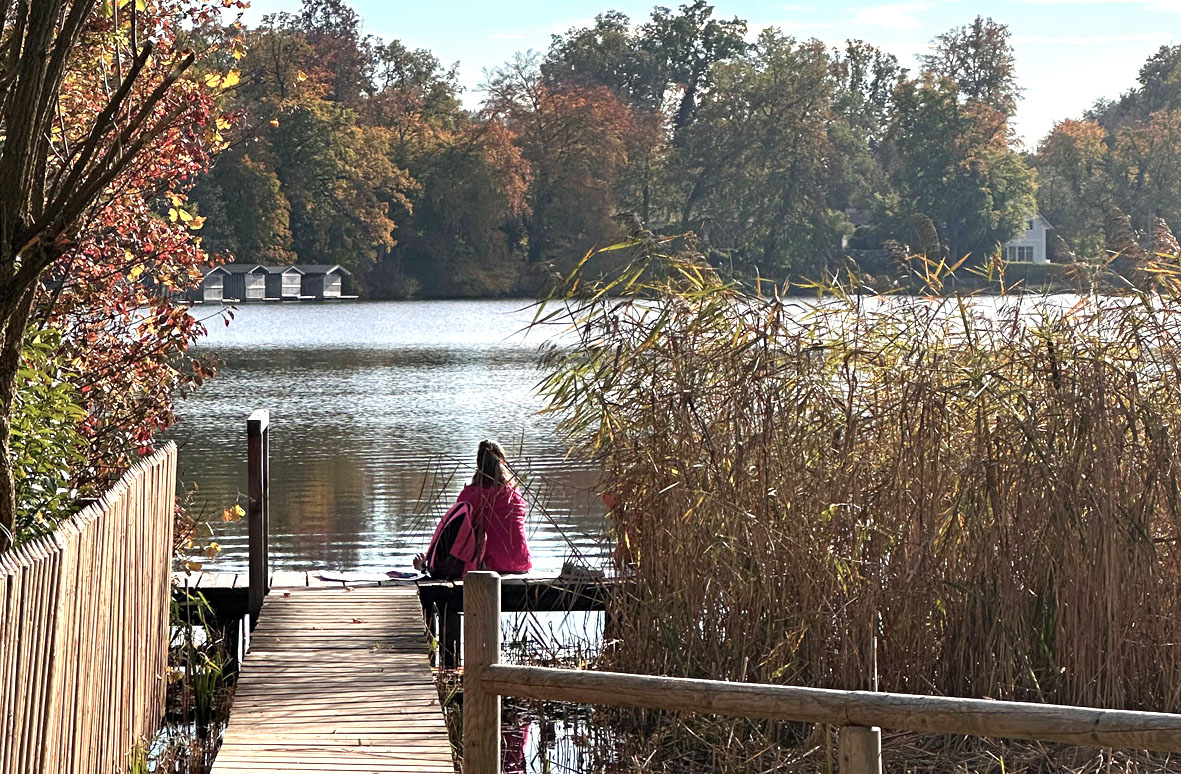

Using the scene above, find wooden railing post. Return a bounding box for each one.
[247,409,270,625]
[463,571,502,774]
[839,725,882,774]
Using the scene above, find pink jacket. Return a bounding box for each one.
[456,484,532,574]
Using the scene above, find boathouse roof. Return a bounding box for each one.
[299,264,351,276]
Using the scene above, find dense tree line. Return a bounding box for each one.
[1035,46,1181,260]
[189,0,1180,297]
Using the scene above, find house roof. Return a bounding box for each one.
[262,265,305,275]
[202,266,230,277]
[300,264,351,276]
[222,263,267,274]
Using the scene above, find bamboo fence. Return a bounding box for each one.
[0,442,177,774]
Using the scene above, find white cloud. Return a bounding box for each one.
[487,32,526,40]
[850,3,931,31]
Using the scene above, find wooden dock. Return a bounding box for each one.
[209,585,455,774]
[174,569,406,591]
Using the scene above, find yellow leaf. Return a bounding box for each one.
[184,560,203,572]
[190,215,206,231]
[269,118,280,127]
[296,69,308,82]
[221,70,241,89]
[203,72,222,89]
[222,504,245,522]
[177,209,193,223]
[128,265,144,281]
[216,115,232,131]
[168,208,179,223]
[204,541,222,559]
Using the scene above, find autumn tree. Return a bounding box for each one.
[297,0,373,107]
[673,32,842,273]
[545,12,656,107]
[883,17,1034,262]
[832,40,902,149]
[484,54,633,268]
[1034,119,1108,256]
[369,41,461,163]
[921,16,1020,117]
[1107,109,1181,234]
[1138,45,1181,114]
[545,4,748,227]
[640,0,747,132]
[194,151,295,264]
[193,6,417,280]
[0,0,234,546]
[381,121,530,296]
[1090,44,1181,128]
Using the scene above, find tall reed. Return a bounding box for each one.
[538,242,1181,769]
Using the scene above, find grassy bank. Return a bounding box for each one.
[539,241,1181,771]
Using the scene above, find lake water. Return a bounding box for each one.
[171,299,610,574]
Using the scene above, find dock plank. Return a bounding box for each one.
[210,587,454,773]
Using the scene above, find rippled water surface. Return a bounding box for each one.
[172,300,608,573]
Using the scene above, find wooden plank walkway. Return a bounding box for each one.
[209,587,455,774]
[173,570,405,590]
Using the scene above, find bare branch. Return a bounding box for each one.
[15,96,192,288]
[40,42,155,226]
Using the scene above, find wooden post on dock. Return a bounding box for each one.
[247,409,270,624]
[463,571,501,774]
[839,725,882,774]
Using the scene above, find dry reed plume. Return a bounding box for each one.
[537,242,1181,771]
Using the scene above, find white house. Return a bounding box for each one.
[1003,214,1053,264]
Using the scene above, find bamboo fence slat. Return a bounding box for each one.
[0,444,177,774]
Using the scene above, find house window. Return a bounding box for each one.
[1027,220,1034,231]
[1006,245,1034,262]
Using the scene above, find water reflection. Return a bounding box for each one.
[171,299,609,573]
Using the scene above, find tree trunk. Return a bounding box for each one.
[0,287,36,552]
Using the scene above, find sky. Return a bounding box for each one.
[240,0,1181,148]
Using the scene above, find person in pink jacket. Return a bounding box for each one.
[457,439,532,574]
[415,440,532,576]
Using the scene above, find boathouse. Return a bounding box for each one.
[223,264,268,301]
[300,264,350,298]
[264,266,304,299]
[188,266,228,303]
[187,263,353,302]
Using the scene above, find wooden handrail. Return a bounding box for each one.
[480,664,1181,751]
[247,409,270,624]
[462,571,1181,773]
